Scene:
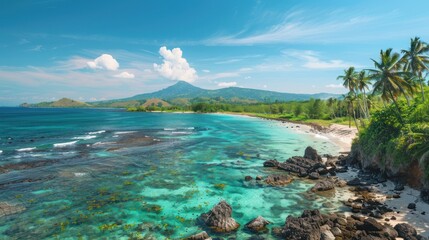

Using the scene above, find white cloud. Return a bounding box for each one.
[218,81,237,87]
[263,85,268,88]
[204,11,376,45]
[87,54,119,71]
[202,69,210,73]
[325,84,345,89]
[153,46,197,82]
[284,50,353,69]
[114,71,135,79]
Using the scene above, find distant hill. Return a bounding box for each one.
[121,81,340,102]
[21,98,92,108]
[22,81,341,108]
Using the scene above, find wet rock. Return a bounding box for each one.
[334,179,347,188]
[244,176,252,181]
[255,176,263,181]
[304,146,322,162]
[408,203,416,210]
[394,223,417,239]
[281,209,323,240]
[311,180,335,192]
[198,200,240,233]
[245,216,270,233]
[264,175,293,186]
[278,156,324,175]
[382,225,398,239]
[309,172,320,180]
[263,159,279,167]
[185,231,212,240]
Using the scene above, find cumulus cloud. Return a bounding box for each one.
[87,54,119,71]
[153,46,197,82]
[218,81,237,87]
[114,71,135,79]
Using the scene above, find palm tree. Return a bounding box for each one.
[356,70,371,118]
[401,37,429,101]
[337,67,357,92]
[343,92,359,131]
[368,48,413,124]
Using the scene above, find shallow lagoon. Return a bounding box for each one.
[0,108,343,239]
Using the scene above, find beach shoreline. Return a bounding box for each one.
[215,111,429,237]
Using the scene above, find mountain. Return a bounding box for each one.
[120,81,340,102]
[21,98,92,108]
[22,82,341,108]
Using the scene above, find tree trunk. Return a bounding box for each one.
[420,80,425,101]
[388,90,404,125]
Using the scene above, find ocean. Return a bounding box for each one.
[0,107,344,239]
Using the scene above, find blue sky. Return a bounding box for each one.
[1,0,429,106]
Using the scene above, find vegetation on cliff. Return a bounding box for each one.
[345,37,429,183]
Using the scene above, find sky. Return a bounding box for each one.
[1,0,429,106]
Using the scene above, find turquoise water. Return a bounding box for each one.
[0,108,341,239]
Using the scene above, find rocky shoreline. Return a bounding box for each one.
[185,147,429,240]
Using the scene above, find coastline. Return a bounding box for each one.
[215,111,429,237]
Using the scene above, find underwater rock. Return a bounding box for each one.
[311,180,335,192]
[0,159,59,174]
[304,146,322,162]
[0,202,26,218]
[198,200,240,233]
[264,174,293,186]
[244,176,253,181]
[245,216,270,233]
[185,231,212,240]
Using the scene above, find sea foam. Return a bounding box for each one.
[54,141,77,148]
[88,130,106,135]
[72,135,97,140]
[17,147,36,152]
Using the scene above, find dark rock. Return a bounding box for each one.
[245,216,270,233]
[335,167,348,173]
[347,178,362,186]
[408,203,416,210]
[390,216,396,220]
[309,172,320,180]
[281,209,323,240]
[304,146,322,162]
[255,176,263,181]
[422,211,426,215]
[357,218,384,232]
[317,168,329,175]
[185,231,212,240]
[263,159,279,167]
[264,175,293,186]
[393,194,401,198]
[394,223,417,239]
[198,201,240,233]
[311,180,335,192]
[382,225,398,239]
[244,176,253,181]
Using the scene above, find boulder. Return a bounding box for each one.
[198,200,240,233]
[357,218,384,232]
[394,223,417,239]
[309,172,320,180]
[408,203,416,210]
[304,146,322,162]
[263,159,279,167]
[321,230,335,240]
[281,210,323,240]
[311,180,335,192]
[255,176,263,181]
[244,176,253,181]
[347,178,362,186]
[185,231,212,240]
[264,175,293,186]
[245,216,270,233]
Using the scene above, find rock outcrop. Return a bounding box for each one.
[264,174,293,186]
[198,200,240,233]
[184,231,212,240]
[245,216,270,233]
